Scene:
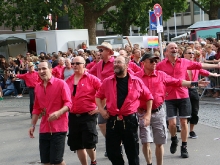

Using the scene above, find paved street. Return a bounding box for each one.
[1,95,220,165]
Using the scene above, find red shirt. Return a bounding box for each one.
[16,71,40,88]
[96,73,154,118]
[52,65,65,79]
[156,58,202,100]
[128,61,142,73]
[66,72,101,114]
[33,76,72,133]
[135,70,182,110]
[186,69,209,81]
[86,61,97,70]
[89,57,114,82]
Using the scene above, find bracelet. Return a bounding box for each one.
[191,82,198,87]
[31,125,35,128]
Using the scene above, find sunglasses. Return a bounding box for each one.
[150,59,158,63]
[187,52,194,54]
[99,49,105,52]
[71,62,84,65]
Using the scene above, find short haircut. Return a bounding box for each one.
[117,55,130,64]
[40,60,52,69]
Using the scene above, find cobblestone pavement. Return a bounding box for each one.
[1,95,220,165]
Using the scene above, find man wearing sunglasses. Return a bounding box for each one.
[156,42,220,159]
[66,56,101,165]
[96,55,153,165]
[183,48,220,139]
[135,53,210,165]
[89,42,115,157]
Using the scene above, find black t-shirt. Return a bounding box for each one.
[116,74,129,109]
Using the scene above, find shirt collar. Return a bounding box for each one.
[40,76,54,86]
[140,69,157,77]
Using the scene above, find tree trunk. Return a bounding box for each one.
[84,7,98,45]
[122,22,130,36]
[208,3,219,20]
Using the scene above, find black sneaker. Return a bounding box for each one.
[181,146,189,158]
[91,160,97,165]
[170,138,179,154]
[189,131,198,139]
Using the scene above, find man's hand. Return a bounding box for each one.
[29,126,35,138]
[140,116,150,127]
[48,111,61,121]
[198,78,210,87]
[99,108,109,119]
[88,108,99,115]
[210,72,220,77]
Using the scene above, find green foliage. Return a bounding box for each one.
[1,0,70,31]
[100,0,188,35]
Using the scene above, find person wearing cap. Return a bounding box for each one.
[156,42,220,158]
[96,55,153,165]
[15,62,40,117]
[89,42,115,157]
[135,53,210,165]
[52,57,65,79]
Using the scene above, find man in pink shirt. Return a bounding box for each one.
[96,55,153,165]
[52,57,65,79]
[89,42,115,157]
[156,42,220,158]
[135,53,209,165]
[183,48,220,139]
[15,62,40,117]
[86,51,101,70]
[66,56,101,165]
[28,60,72,165]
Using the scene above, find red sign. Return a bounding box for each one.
[153,4,162,17]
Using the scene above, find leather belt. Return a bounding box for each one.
[71,112,89,117]
[109,113,136,121]
[152,105,162,113]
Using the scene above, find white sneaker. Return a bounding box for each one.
[16,95,23,98]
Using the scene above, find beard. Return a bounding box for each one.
[114,67,124,76]
[171,52,178,57]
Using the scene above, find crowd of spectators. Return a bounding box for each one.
[0,38,220,100]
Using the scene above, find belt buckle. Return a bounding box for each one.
[117,116,122,121]
[76,114,81,117]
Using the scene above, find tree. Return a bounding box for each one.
[1,0,69,31]
[100,0,188,36]
[191,0,220,20]
[75,0,124,45]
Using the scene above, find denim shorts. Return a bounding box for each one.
[165,98,191,120]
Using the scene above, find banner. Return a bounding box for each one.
[143,36,159,48]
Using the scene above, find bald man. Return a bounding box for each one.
[66,56,101,165]
[156,42,220,158]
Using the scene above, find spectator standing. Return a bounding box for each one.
[62,58,74,81]
[15,62,40,117]
[29,60,72,165]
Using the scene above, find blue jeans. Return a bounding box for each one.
[3,89,14,96]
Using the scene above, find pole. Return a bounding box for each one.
[202,11,204,21]
[149,10,154,54]
[167,21,169,42]
[130,26,132,36]
[174,12,177,37]
[157,17,163,60]
[200,8,202,21]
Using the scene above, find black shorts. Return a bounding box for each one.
[39,132,66,164]
[188,88,200,124]
[67,113,98,151]
[165,98,191,120]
